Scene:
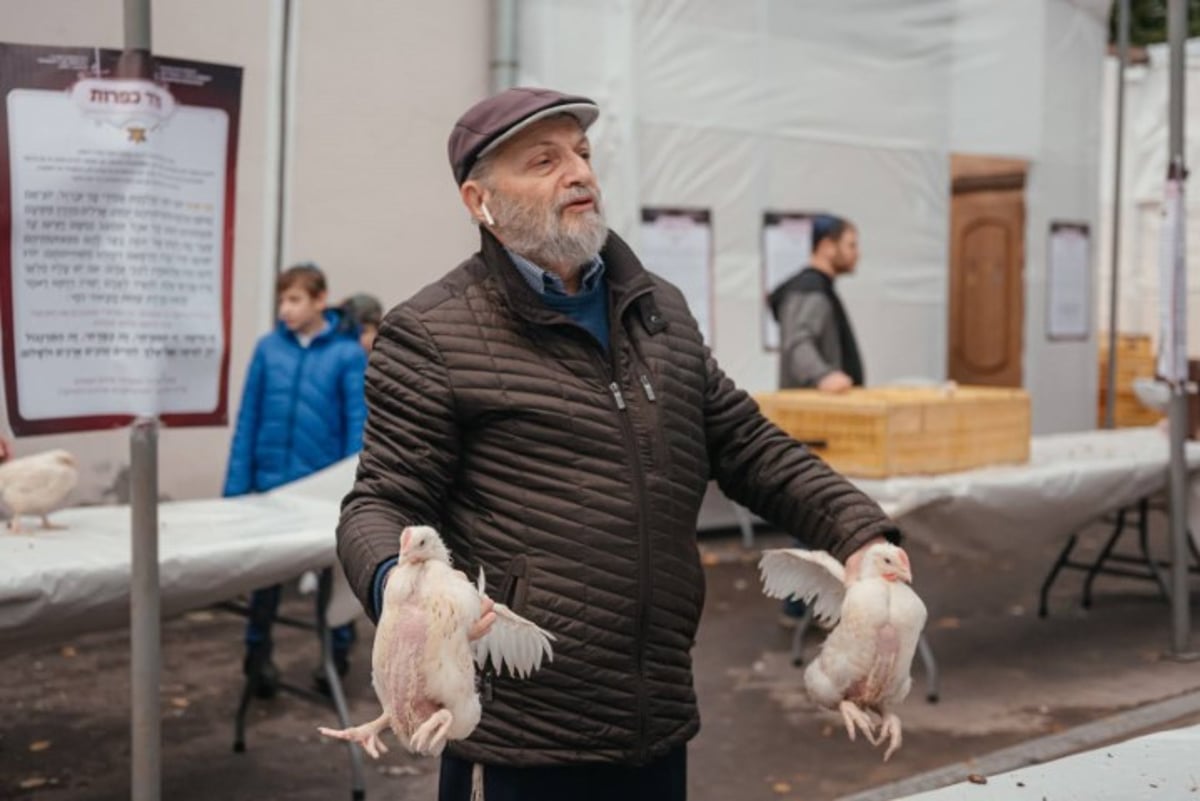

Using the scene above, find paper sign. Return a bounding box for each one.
[0,43,243,434]
[639,208,713,344]
[1047,222,1091,341]
[761,212,815,350]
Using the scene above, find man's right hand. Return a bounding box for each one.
[817,371,853,393]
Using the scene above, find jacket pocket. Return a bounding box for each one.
[496,554,530,614]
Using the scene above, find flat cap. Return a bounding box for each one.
[447,87,599,185]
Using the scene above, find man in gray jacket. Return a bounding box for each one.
[769,214,864,392]
[337,88,901,801]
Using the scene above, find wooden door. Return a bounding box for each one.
[947,156,1027,387]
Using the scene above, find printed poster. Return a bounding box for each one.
[0,43,242,434]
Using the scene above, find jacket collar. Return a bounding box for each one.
[275,309,346,345]
[480,227,657,326]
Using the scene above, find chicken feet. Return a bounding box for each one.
[838,700,876,744]
[878,711,903,762]
[318,713,390,759]
[410,708,454,756]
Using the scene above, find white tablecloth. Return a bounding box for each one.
[852,427,1200,557]
[4,427,1197,649]
[700,427,1200,558]
[0,457,360,649]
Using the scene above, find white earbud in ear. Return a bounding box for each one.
[481,202,496,227]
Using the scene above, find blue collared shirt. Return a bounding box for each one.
[506,248,606,296]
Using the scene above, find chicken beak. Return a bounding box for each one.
[400,528,413,557]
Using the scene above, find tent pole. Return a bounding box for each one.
[1105,0,1129,429]
[1166,0,1195,659]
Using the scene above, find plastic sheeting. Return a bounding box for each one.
[517,0,1109,434]
[0,457,361,650]
[897,722,1200,800]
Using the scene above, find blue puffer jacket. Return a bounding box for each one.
[223,310,368,496]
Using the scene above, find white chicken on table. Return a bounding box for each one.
[759,542,927,761]
[0,449,78,533]
[319,525,555,758]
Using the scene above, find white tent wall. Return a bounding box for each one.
[285,0,488,310]
[521,0,1109,433]
[519,0,957,393]
[1098,39,1200,358]
[1025,0,1108,433]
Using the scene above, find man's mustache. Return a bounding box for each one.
[557,186,600,212]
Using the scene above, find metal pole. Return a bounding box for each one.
[490,0,519,93]
[124,0,151,52]
[124,1,161,795]
[130,419,160,801]
[1166,0,1194,659]
[1105,0,1130,429]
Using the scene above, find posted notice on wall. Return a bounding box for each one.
[638,208,714,344]
[761,212,814,350]
[0,43,242,435]
[1046,221,1090,341]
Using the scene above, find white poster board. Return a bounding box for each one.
[1046,221,1091,341]
[761,212,814,350]
[638,208,714,344]
[1,44,242,434]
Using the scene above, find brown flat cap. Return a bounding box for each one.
[447,87,599,185]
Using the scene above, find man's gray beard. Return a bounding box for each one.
[488,186,608,270]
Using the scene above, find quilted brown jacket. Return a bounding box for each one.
[337,228,899,767]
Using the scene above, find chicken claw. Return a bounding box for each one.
[879,712,903,761]
[318,713,390,759]
[839,700,876,744]
[410,708,454,756]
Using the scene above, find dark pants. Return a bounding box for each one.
[244,584,355,655]
[438,747,687,801]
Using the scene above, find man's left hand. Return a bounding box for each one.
[468,597,497,641]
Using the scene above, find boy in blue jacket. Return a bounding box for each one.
[224,263,368,695]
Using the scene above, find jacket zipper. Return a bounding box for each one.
[603,292,655,763]
[543,290,655,760]
[283,344,311,473]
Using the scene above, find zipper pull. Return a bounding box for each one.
[638,374,657,402]
[609,381,627,411]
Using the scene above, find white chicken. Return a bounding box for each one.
[319,525,554,758]
[759,542,927,761]
[0,449,78,533]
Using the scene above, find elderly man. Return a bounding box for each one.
[337,87,901,801]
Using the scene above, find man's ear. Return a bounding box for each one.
[460,181,489,225]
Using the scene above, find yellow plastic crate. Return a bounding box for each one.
[1097,333,1163,427]
[754,386,1031,478]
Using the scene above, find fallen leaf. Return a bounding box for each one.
[29,740,51,752]
[61,646,77,658]
[701,552,720,566]
[772,782,792,794]
[170,697,189,709]
[967,774,988,785]
[185,611,215,623]
[19,777,48,790]
[934,616,961,630]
